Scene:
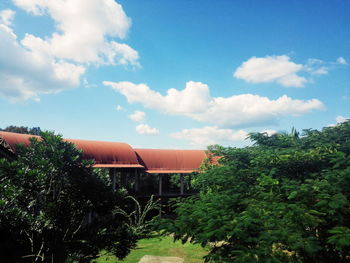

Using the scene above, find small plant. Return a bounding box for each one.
[115,195,160,238]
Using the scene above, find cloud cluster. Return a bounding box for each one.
[136,124,159,135]
[337,57,347,65]
[328,115,349,127]
[128,110,159,135]
[104,80,324,128]
[0,0,138,101]
[171,126,248,148]
[0,17,85,101]
[234,55,306,87]
[336,115,349,124]
[0,9,15,26]
[129,110,145,122]
[234,55,348,88]
[13,0,138,65]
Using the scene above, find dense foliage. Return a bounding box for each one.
[163,121,350,262]
[0,132,136,263]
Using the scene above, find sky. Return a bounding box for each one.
[0,0,349,149]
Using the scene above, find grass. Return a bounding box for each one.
[95,235,208,263]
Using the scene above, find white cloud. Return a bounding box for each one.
[105,81,210,114]
[328,115,349,127]
[336,115,348,124]
[12,0,139,66]
[82,78,98,89]
[310,67,328,75]
[261,129,277,136]
[0,1,138,102]
[136,124,159,135]
[233,55,346,87]
[129,110,145,122]
[171,126,248,148]
[104,80,324,128]
[106,42,140,67]
[0,18,85,102]
[337,57,347,65]
[234,55,307,87]
[0,9,15,26]
[116,105,123,111]
[304,58,329,76]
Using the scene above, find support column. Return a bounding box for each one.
[88,212,92,224]
[120,168,127,189]
[158,174,163,196]
[109,168,116,191]
[125,170,129,188]
[180,174,184,195]
[135,169,140,192]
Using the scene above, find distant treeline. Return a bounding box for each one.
[0,125,42,135]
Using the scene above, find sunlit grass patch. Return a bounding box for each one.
[95,235,208,263]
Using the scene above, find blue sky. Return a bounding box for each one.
[0,0,349,149]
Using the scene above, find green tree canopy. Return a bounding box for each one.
[163,121,350,262]
[0,132,136,263]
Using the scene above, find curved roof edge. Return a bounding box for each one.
[135,148,207,174]
[146,170,198,174]
[0,132,210,173]
[93,164,144,168]
[65,138,141,167]
[0,132,142,168]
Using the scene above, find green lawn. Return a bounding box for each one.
[95,235,208,263]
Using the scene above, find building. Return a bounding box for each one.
[0,131,210,198]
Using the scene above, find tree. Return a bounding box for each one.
[163,121,350,262]
[0,132,137,263]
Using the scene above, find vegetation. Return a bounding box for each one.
[115,195,160,238]
[163,121,350,262]
[95,235,208,263]
[2,122,349,262]
[0,132,137,263]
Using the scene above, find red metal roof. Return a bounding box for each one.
[65,138,143,168]
[0,132,209,172]
[0,131,142,168]
[0,131,37,147]
[0,134,15,158]
[135,149,206,174]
